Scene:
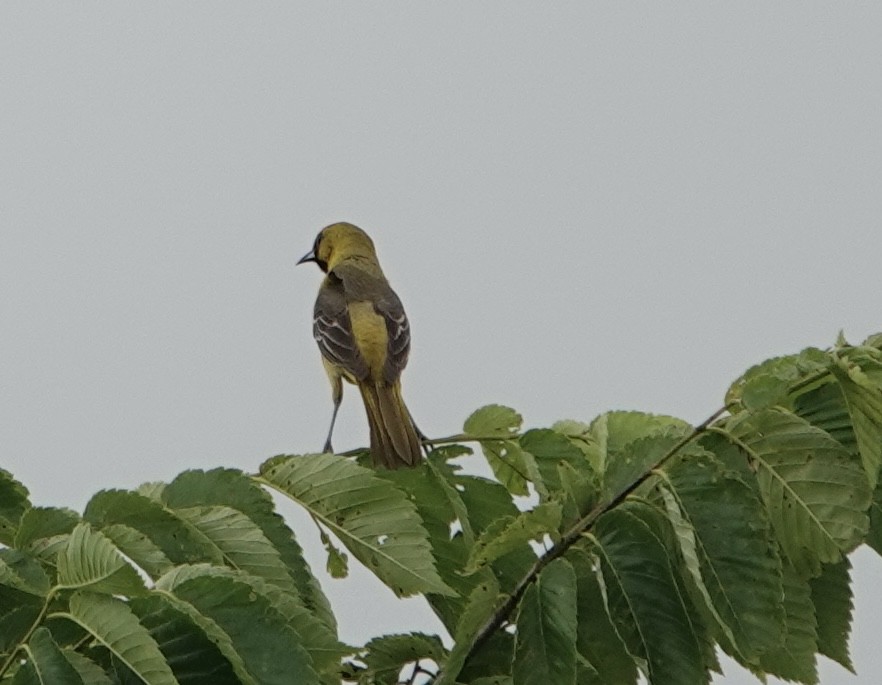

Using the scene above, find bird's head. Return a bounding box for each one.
[297,222,378,273]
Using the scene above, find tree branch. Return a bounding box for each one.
[444,404,730,678]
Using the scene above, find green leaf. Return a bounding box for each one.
[0,549,51,597]
[62,591,179,685]
[14,507,79,551]
[520,429,592,497]
[129,594,240,685]
[174,505,298,594]
[258,453,454,597]
[457,475,538,594]
[60,650,113,685]
[161,468,335,632]
[372,458,474,629]
[512,558,578,685]
[602,430,686,500]
[725,349,828,412]
[868,480,882,555]
[14,627,84,685]
[319,528,349,578]
[723,408,871,575]
[0,468,30,546]
[362,633,446,685]
[659,452,785,663]
[437,573,501,685]
[591,501,709,685]
[84,490,224,566]
[99,524,175,579]
[831,357,882,488]
[156,565,319,685]
[464,502,561,574]
[588,411,689,476]
[464,405,523,439]
[56,523,145,596]
[794,381,857,453]
[810,558,854,672]
[0,604,42,653]
[477,440,531,497]
[567,548,637,685]
[757,565,819,685]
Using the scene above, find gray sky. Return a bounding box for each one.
[2,4,880,684]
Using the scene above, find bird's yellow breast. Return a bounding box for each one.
[348,301,388,381]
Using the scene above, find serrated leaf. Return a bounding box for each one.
[464,405,522,439]
[457,476,538,593]
[174,505,297,594]
[513,558,577,685]
[464,502,561,574]
[557,462,599,521]
[477,440,531,497]
[258,454,453,597]
[61,650,114,685]
[63,591,179,685]
[757,565,818,684]
[831,360,882,488]
[362,633,446,685]
[810,558,854,672]
[868,480,882,555]
[659,453,785,663]
[84,490,224,566]
[603,430,686,500]
[723,408,871,575]
[14,627,84,685]
[589,411,689,476]
[156,565,319,685]
[129,594,240,685]
[14,507,80,550]
[56,524,145,596]
[100,524,175,579]
[0,468,31,546]
[794,381,857,454]
[520,429,591,496]
[0,549,50,597]
[0,604,42,653]
[725,349,828,412]
[436,573,501,685]
[567,548,637,685]
[161,468,335,632]
[591,502,709,685]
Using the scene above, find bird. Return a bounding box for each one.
[297,222,423,469]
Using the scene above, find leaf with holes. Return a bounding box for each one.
[464,502,561,574]
[258,454,453,597]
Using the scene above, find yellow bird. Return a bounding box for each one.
[297,222,423,469]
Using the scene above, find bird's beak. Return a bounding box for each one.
[297,249,316,265]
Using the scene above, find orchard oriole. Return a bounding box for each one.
[298,222,423,469]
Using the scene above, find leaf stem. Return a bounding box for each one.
[442,404,730,679]
[0,589,56,678]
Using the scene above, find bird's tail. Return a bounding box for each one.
[358,381,422,469]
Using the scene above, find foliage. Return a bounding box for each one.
[2,333,882,684]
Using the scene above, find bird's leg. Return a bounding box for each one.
[323,378,343,453]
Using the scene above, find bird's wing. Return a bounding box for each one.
[313,273,369,381]
[375,288,411,384]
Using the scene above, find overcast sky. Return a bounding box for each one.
[2,4,881,684]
